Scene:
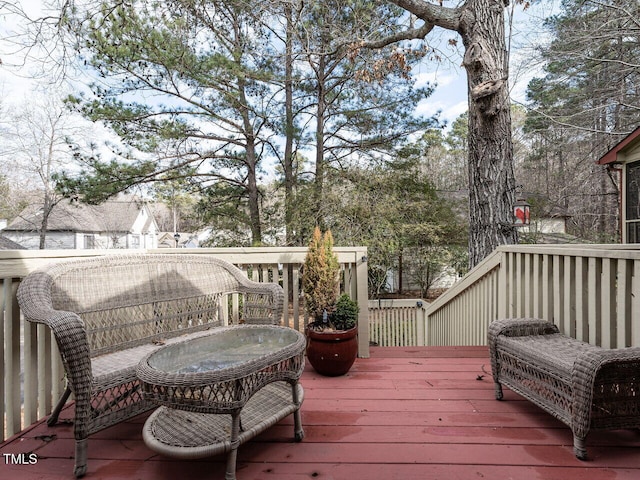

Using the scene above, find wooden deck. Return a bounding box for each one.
[2,346,640,480]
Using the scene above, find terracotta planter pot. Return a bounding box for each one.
[305,325,358,376]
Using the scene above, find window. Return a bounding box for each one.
[130,235,140,249]
[626,160,640,243]
[83,235,95,249]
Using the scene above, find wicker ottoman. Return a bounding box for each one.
[488,318,640,460]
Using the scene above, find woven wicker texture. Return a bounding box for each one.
[488,317,640,460]
[137,325,306,413]
[143,382,304,458]
[16,254,285,478]
[139,326,305,480]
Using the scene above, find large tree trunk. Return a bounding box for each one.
[386,0,519,267]
[314,53,327,230]
[284,3,296,245]
[459,0,518,267]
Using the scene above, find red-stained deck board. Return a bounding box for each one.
[2,346,639,480]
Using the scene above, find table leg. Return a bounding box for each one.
[225,412,241,480]
[292,382,304,441]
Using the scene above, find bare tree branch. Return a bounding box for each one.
[357,22,435,49]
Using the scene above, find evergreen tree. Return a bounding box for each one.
[59,0,279,244]
[524,0,640,242]
[366,0,522,266]
[293,0,438,229]
[325,153,467,297]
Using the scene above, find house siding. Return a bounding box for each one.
[4,197,159,250]
[3,231,76,250]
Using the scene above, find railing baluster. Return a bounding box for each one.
[5,279,21,437]
[564,255,574,338]
[600,258,614,348]
[24,319,38,427]
[4,245,640,440]
[37,323,52,418]
[632,260,640,347]
[292,264,300,332]
[1,278,6,440]
[616,259,631,348]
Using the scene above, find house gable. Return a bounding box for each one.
[597,126,640,165]
[595,126,640,244]
[4,196,159,250]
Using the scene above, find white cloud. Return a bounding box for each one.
[413,66,469,127]
[415,98,467,126]
[413,70,459,90]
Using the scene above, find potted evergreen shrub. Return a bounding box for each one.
[303,227,359,376]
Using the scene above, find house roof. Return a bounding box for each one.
[0,235,26,249]
[5,197,155,234]
[597,126,640,165]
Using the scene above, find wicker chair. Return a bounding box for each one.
[488,317,640,459]
[17,254,284,478]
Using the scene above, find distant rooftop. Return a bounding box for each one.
[0,235,26,250]
[5,195,154,234]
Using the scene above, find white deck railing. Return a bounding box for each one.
[426,244,640,348]
[4,243,639,440]
[368,299,427,346]
[0,247,368,440]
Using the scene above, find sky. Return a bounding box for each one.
[1,1,558,136]
[409,1,559,128]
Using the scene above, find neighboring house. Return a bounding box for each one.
[518,207,583,244]
[0,235,26,250]
[3,196,159,250]
[597,126,640,243]
[157,231,200,248]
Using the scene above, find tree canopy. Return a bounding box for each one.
[523,0,640,242]
[4,0,637,274]
[53,0,436,247]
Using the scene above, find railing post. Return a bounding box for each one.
[616,259,631,348]
[497,250,507,320]
[23,319,38,427]
[633,259,640,347]
[416,300,426,346]
[356,250,369,358]
[4,278,21,438]
[1,278,5,440]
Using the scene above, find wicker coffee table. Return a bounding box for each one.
[136,325,306,480]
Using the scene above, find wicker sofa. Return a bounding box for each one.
[488,317,640,460]
[17,253,284,478]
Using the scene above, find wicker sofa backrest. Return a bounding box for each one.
[31,254,252,356]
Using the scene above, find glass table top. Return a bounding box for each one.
[146,326,302,375]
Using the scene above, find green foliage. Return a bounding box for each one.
[323,151,467,297]
[302,226,340,321]
[57,0,442,247]
[197,182,254,246]
[292,0,439,228]
[61,0,282,244]
[54,157,159,205]
[331,293,359,331]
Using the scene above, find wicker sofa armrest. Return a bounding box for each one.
[489,318,560,340]
[18,273,93,427]
[18,272,91,372]
[237,282,285,325]
[571,346,640,440]
[220,264,285,325]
